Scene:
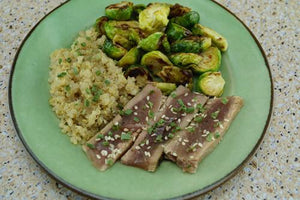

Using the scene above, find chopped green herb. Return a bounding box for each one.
[148,110,154,118]
[97,134,104,139]
[76,49,83,56]
[106,158,114,166]
[196,104,205,113]
[91,85,98,93]
[121,133,131,140]
[187,127,195,133]
[57,72,67,78]
[172,126,181,133]
[65,85,71,92]
[221,97,229,104]
[92,90,102,102]
[87,143,95,149]
[171,92,176,98]
[147,127,153,134]
[186,107,195,113]
[214,121,221,128]
[149,90,154,94]
[168,133,174,138]
[157,119,165,126]
[102,141,109,146]
[112,124,120,131]
[108,131,113,136]
[117,104,123,110]
[85,88,91,94]
[95,70,101,76]
[194,116,203,123]
[206,133,213,142]
[74,41,78,46]
[58,58,62,64]
[177,99,185,107]
[148,101,153,108]
[66,58,72,63]
[86,36,91,41]
[211,109,220,119]
[170,122,176,127]
[73,67,79,75]
[81,42,87,47]
[124,109,133,115]
[84,99,90,107]
[215,132,220,138]
[104,79,111,85]
[133,117,140,122]
[155,134,163,142]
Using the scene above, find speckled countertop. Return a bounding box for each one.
[0,0,299,199]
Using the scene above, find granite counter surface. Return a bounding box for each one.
[0,0,299,199]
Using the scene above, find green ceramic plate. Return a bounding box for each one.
[9,0,273,199]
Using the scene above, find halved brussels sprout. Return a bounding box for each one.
[197,71,225,96]
[192,24,228,52]
[192,47,221,73]
[169,3,191,18]
[118,47,141,67]
[113,34,135,49]
[157,66,193,86]
[104,20,144,43]
[139,3,170,33]
[151,82,176,95]
[124,65,153,80]
[161,35,171,53]
[103,39,127,60]
[105,1,133,20]
[95,16,109,36]
[141,51,173,75]
[139,32,164,51]
[166,22,192,41]
[170,11,200,28]
[171,36,211,53]
[132,4,146,19]
[169,53,202,68]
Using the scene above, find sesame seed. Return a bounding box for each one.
[154,116,157,121]
[189,155,194,159]
[141,143,145,147]
[193,92,200,94]
[177,118,181,123]
[133,136,136,141]
[146,140,149,145]
[198,143,203,147]
[182,142,186,145]
[114,134,120,139]
[164,136,168,140]
[147,146,151,149]
[142,127,147,130]
[145,104,149,108]
[178,138,182,142]
[172,152,177,156]
[114,122,119,126]
[101,150,108,156]
[169,105,173,109]
[134,112,138,116]
[134,106,138,110]
[220,124,224,129]
[123,128,129,132]
[187,102,192,106]
[95,138,101,141]
[165,116,170,120]
[135,146,141,150]
[166,126,171,131]
[224,119,229,122]
[162,115,166,119]
[190,123,195,126]
[181,113,186,116]
[184,93,189,97]
[96,154,101,159]
[212,137,216,141]
[184,139,189,142]
[191,99,196,103]
[146,96,150,101]
[144,151,151,157]
[145,116,149,122]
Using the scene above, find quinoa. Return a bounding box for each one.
[48,27,143,144]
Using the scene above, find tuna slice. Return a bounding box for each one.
[121,86,209,172]
[82,84,163,171]
[164,96,244,173]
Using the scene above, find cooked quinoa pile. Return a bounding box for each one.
[49,28,142,144]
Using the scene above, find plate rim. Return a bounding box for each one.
[8,0,274,199]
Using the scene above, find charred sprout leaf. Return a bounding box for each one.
[169,3,191,18]
[171,36,211,53]
[197,71,225,96]
[169,53,202,68]
[139,3,170,33]
[118,47,140,67]
[170,11,200,29]
[157,66,193,86]
[105,1,133,20]
[192,24,228,52]
[161,35,171,53]
[103,39,127,60]
[132,4,146,20]
[141,51,173,75]
[151,82,176,95]
[166,23,192,41]
[124,65,153,80]
[139,32,164,51]
[192,47,221,73]
[112,34,135,50]
[104,20,144,44]
[94,16,109,36]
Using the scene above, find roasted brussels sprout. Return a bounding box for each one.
[105,1,133,20]
[169,53,202,68]
[113,34,135,49]
[139,3,170,33]
[151,82,176,94]
[170,11,200,29]
[132,4,146,19]
[103,39,127,60]
[169,3,191,18]
[104,20,144,43]
[157,66,193,87]
[124,65,153,80]
[192,24,228,52]
[118,47,141,67]
[197,71,225,96]
[192,47,221,73]
[95,16,109,36]
[171,36,211,53]
[139,32,164,51]
[141,51,173,75]
[166,22,192,41]
[161,35,171,53]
